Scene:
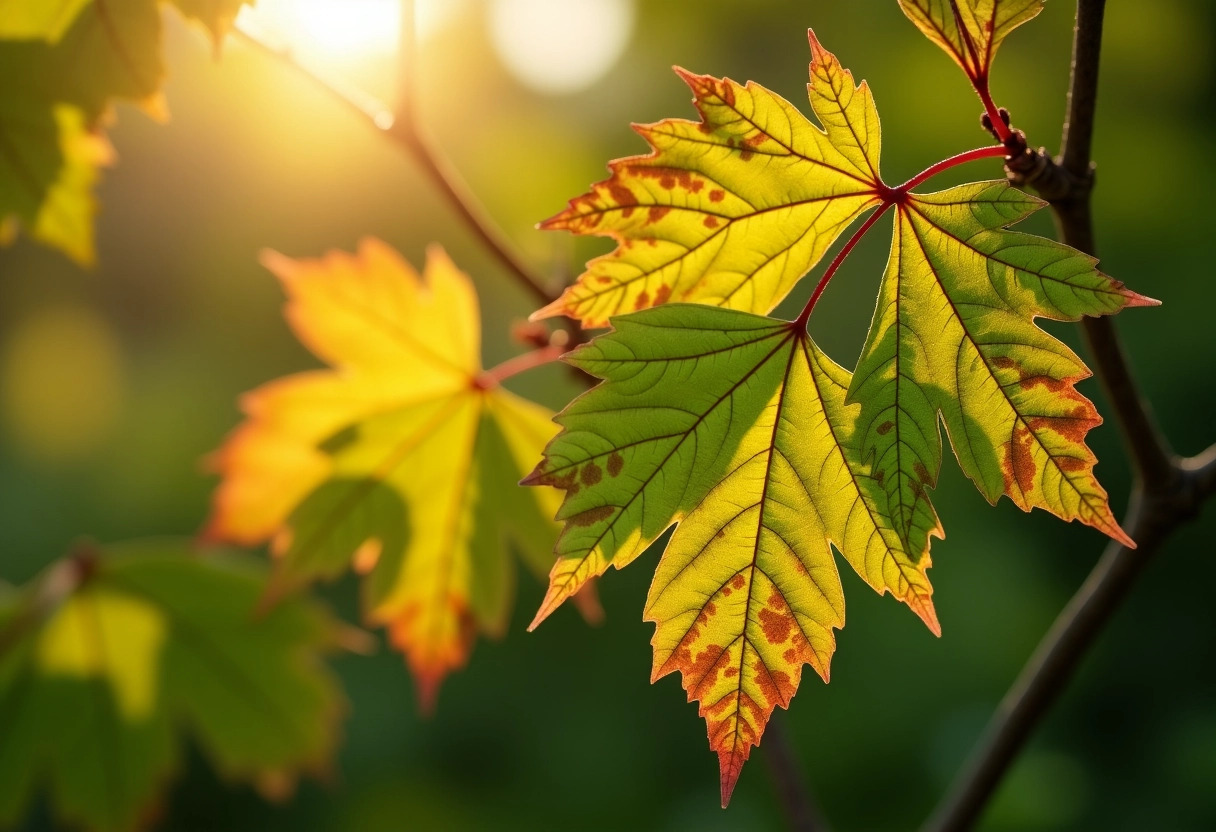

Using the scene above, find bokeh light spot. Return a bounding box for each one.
[489,0,635,95]
[1,305,126,463]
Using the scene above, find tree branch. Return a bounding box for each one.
[233,8,556,307]
[926,1,1216,829]
[763,714,831,832]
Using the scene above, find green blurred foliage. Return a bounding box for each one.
[1,1,1213,829]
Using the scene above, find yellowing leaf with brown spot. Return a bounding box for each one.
[534,33,883,328]
[525,305,937,803]
[849,182,1154,554]
[207,240,569,710]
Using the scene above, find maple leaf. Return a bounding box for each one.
[0,42,112,265]
[525,305,937,804]
[533,33,884,328]
[849,182,1154,556]
[533,29,1156,800]
[897,0,1044,85]
[206,240,573,710]
[0,544,345,832]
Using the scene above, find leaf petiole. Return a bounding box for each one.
[895,145,1007,192]
[795,202,894,326]
[476,342,569,389]
[795,144,1006,326]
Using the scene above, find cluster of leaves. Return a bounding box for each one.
[0,543,344,832]
[0,0,1162,823]
[0,3,363,829]
[0,0,250,264]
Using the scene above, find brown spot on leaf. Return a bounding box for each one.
[607,452,624,477]
[654,285,672,305]
[635,291,651,310]
[570,505,614,527]
[1003,422,1037,497]
[629,165,704,194]
[678,644,726,690]
[530,468,580,495]
[1018,374,1067,393]
[724,667,738,678]
[732,574,746,590]
[991,356,1019,370]
[709,189,725,203]
[596,276,613,285]
[914,461,932,485]
[608,182,636,208]
[753,659,794,707]
[648,205,670,223]
[1056,456,1088,472]
[877,420,894,435]
[1027,403,1098,445]
[704,216,720,229]
[758,608,793,645]
[580,462,602,486]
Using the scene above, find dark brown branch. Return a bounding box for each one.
[926,1,1216,829]
[233,11,555,307]
[763,714,830,832]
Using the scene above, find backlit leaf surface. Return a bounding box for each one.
[897,0,1044,82]
[849,182,1152,554]
[535,35,883,327]
[0,544,343,832]
[537,28,1155,800]
[526,305,937,804]
[207,240,567,709]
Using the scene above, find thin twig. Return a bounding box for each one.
[925,1,1216,829]
[763,714,830,832]
[233,9,555,307]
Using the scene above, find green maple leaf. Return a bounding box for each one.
[533,25,1154,800]
[525,306,936,805]
[0,543,346,832]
